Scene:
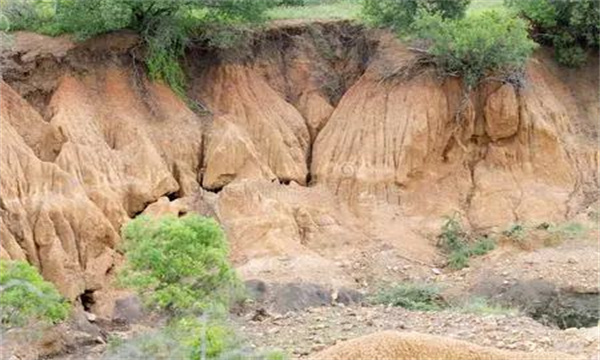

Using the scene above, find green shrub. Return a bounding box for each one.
[506,0,599,67]
[118,214,241,315]
[172,316,237,359]
[547,222,585,240]
[437,215,496,269]
[362,0,470,32]
[143,15,190,98]
[372,282,444,311]
[0,260,70,328]
[437,213,468,253]
[412,9,537,87]
[469,236,496,256]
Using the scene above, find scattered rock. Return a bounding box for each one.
[85,312,97,323]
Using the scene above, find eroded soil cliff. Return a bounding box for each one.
[0,21,598,317]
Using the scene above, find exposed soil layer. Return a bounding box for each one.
[0,20,598,333]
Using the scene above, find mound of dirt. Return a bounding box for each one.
[310,330,582,360]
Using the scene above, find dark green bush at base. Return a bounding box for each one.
[0,260,70,328]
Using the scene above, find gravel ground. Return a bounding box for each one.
[237,303,599,359]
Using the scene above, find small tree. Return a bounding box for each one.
[119,214,240,315]
[506,0,600,67]
[362,0,471,32]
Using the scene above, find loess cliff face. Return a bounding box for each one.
[0,22,597,311]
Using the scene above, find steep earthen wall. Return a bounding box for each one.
[0,23,597,305]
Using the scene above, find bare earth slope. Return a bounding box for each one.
[0,23,597,315]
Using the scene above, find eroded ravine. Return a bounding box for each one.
[0,21,598,321]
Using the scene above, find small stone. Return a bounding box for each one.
[85,312,96,322]
[432,268,442,275]
[311,344,326,352]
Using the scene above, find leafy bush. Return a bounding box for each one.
[0,260,70,328]
[438,215,496,269]
[362,0,470,32]
[506,0,599,67]
[372,282,444,311]
[119,214,241,315]
[412,9,537,87]
[172,316,237,359]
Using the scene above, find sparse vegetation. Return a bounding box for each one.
[372,282,444,311]
[437,215,496,269]
[546,222,586,240]
[118,214,241,316]
[0,260,70,328]
[506,0,599,67]
[502,221,586,249]
[104,315,288,360]
[103,316,233,360]
[457,296,519,316]
[372,283,521,317]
